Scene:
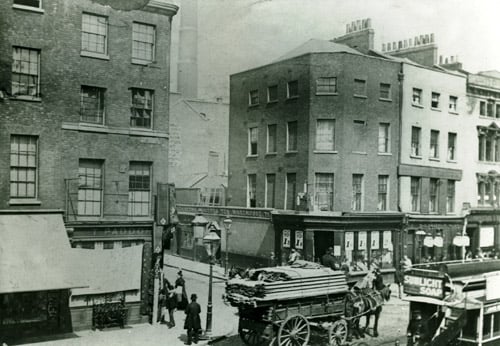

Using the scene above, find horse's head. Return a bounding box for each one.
[381,285,392,301]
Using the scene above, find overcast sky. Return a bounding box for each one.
[170,0,500,100]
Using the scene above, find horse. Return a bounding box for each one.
[345,280,391,340]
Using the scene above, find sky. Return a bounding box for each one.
[169,0,500,100]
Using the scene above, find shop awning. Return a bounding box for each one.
[71,245,143,296]
[0,211,87,294]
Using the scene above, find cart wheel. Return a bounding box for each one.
[277,314,310,346]
[239,327,267,346]
[328,319,348,346]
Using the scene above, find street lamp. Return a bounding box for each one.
[416,229,426,263]
[202,231,221,338]
[192,214,209,261]
[223,218,233,275]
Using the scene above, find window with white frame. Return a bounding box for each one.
[378,175,388,211]
[13,0,41,8]
[487,100,495,117]
[352,174,363,211]
[431,92,440,109]
[315,119,335,151]
[430,130,439,159]
[379,83,391,100]
[287,80,298,98]
[10,135,37,198]
[267,85,278,103]
[353,79,366,96]
[249,89,259,106]
[287,121,298,151]
[411,126,421,156]
[11,47,40,98]
[81,13,108,55]
[316,77,337,94]
[267,124,277,153]
[248,127,258,155]
[447,180,455,213]
[448,132,457,161]
[412,88,422,106]
[265,173,276,208]
[477,177,500,207]
[80,86,105,124]
[285,173,297,210]
[132,22,155,63]
[130,88,153,128]
[378,123,390,153]
[429,178,439,213]
[128,162,151,216]
[411,177,421,212]
[449,96,458,112]
[247,174,257,208]
[480,100,486,116]
[315,173,334,211]
[78,159,103,216]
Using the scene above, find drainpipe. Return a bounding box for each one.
[397,62,405,262]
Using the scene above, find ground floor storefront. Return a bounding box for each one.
[466,209,500,259]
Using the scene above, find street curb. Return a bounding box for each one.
[164,263,227,281]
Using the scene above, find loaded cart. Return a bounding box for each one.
[224,262,351,346]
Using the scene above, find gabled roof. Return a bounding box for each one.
[276,39,362,61]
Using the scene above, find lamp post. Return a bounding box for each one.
[223,218,233,276]
[202,231,221,338]
[192,214,209,261]
[416,229,426,263]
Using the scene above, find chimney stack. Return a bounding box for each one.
[178,0,198,99]
[383,32,437,67]
[332,18,374,54]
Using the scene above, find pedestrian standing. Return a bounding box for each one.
[175,270,189,310]
[165,279,177,327]
[288,248,299,264]
[184,294,202,345]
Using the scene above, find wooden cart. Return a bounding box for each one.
[225,264,351,346]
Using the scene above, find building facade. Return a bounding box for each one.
[0,0,178,323]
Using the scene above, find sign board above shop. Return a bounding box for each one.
[404,274,445,299]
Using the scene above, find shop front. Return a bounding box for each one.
[272,212,405,280]
[466,209,500,259]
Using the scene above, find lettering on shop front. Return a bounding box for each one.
[404,275,444,299]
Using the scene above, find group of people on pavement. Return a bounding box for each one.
[159,270,202,345]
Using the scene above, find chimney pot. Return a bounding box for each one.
[430,33,435,43]
[393,42,396,50]
[445,57,449,64]
[366,18,372,28]
[398,41,402,49]
[356,20,361,30]
[450,56,454,63]
[346,24,350,33]
[409,38,413,46]
[382,43,386,52]
[404,40,408,48]
[439,55,443,64]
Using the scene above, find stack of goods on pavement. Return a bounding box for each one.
[225,261,348,306]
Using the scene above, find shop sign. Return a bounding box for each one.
[404,274,444,299]
[480,227,495,248]
[295,231,303,250]
[433,236,443,248]
[486,274,500,301]
[485,304,500,314]
[453,235,470,247]
[282,229,291,248]
[345,232,354,249]
[358,231,367,250]
[423,236,434,247]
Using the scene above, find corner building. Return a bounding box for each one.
[0,0,178,323]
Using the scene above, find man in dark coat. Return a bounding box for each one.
[184,294,202,345]
[164,279,177,327]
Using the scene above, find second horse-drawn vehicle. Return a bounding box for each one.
[224,261,391,346]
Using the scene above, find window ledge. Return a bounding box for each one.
[377,152,392,156]
[313,150,338,154]
[412,103,424,109]
[12,4,44,13]
[10,95,42,102]
[410,155,422,159]
[9,198,41,205]
[447,159,457,163]
[131,58,155,65]
[286,96,299,100]
[267,100,278,104]
[80,51,110,60]
[379,98,392,102]
[265,152,277,156]
[62,122,168,138]
[316,92,338,96]
[429,157,440,162]
[431,107,442,112]
[352,151,367,155]
[246,155,258,158]
[449,111,459,115]
[285,150,298,155]
[248,104,259,108]
[353,94,367,99]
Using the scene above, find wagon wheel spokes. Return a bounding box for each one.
[239,328,267,346]
[278,314,310,346]
[328,319,348,346]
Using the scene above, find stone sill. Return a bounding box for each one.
[10,95,42,102]
[131,58,155,66]
[316,92,338,96]
[378,152,393,156]
[61,122,168,138]
[412,103,424,109]
[9,198,41,205]
[80,51,110,60]
[379,98,392,102]
[12,4,44,13]
[353,94,367,99]
[313,150,338,154]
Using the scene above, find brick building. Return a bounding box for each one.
[228,19,470,271]
[0,0,178,327]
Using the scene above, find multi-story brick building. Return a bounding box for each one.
[228,19,470,269]
[0,0,177,327]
